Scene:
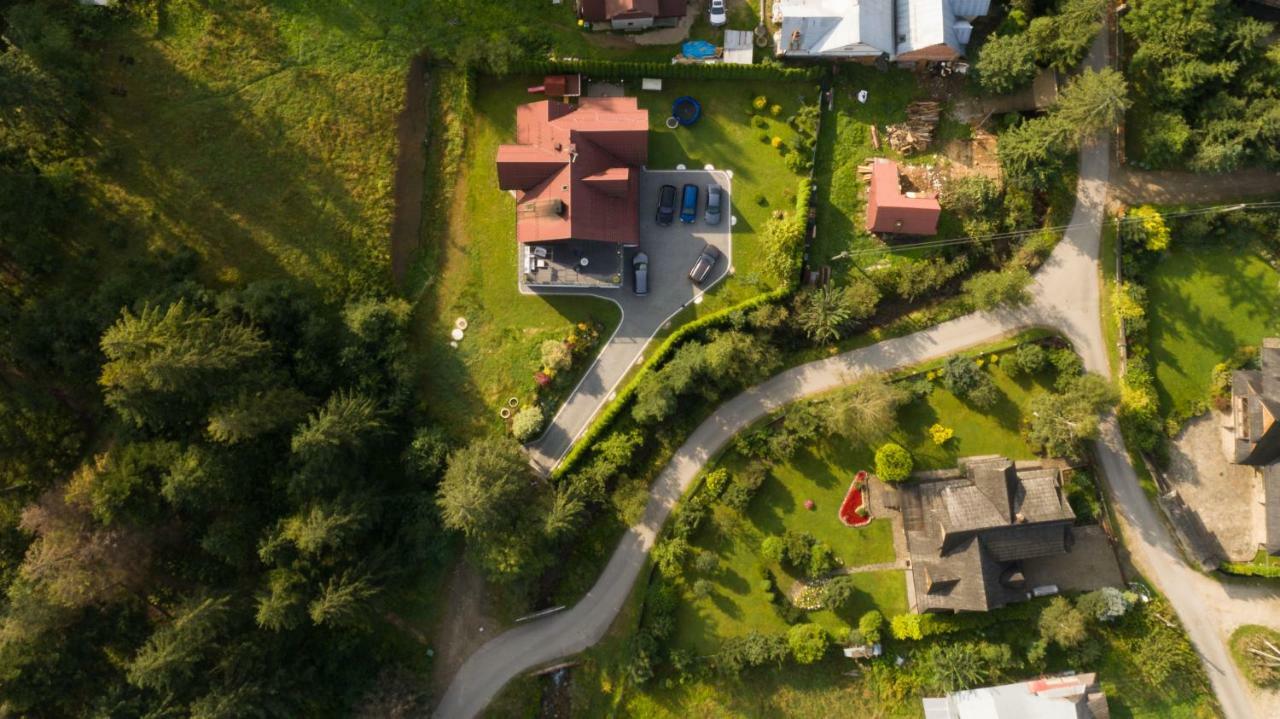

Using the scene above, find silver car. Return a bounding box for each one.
[633,252,649,295]
[688,244,721,285]
[704,185,723,225]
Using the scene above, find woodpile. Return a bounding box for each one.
[885,101,941,155]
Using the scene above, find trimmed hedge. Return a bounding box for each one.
[1221,561,1280,579]
[503,58,823,82]
[552,177,816,480]
[552,285,792,479]
[890,601,1042,641]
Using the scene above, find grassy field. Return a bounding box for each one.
[1229,624,1280,688]
[1145,243,1280,420]
[672,357,1056,653]
[417,76,814,434]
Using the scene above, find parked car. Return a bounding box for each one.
[688,244,721,284]
[679,183,698,224]
[708,0,727,26]
[656,184,676,225]
[632,252,649,296]
[704,185,723,225]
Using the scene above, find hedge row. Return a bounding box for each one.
[551,284,793,480]
[503,58,823,82]
[890,601,1042,641]
[1220,561,1280,579]
[552,175,817,480]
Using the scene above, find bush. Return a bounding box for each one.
[770,104,782,116]
[822,576,856,609]
[771,136,783,148]
[929,423,954,445]
[807,541,834,577]
[691,579,712,599]
[787,623,830,664]
[752,115,769,129]
[703,468,730,498]
[1008,342,1047,377]
[758,132,771,143]
[753,95,768,110]
[1123,205,1171,252]
[761,536,785,563]
[875,443,913,482]
[722,462,768,510]
[693,550,720,575]
[540,339,572,373]
[754,193,768,206]
[963,268,1033,310]
[510,406,544,442]
[1076,587,1130,622]
[1039,596,1086,648]
[858,610,884,643]
[891,613,924,640]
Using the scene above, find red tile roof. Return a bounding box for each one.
[496,98,649,245]
[866,158,941,236]
[579,0,686,22]
[543,74,581,98]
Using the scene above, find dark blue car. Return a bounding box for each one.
[679,184,698,224]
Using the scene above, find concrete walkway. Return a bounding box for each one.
[435,31,1271,719]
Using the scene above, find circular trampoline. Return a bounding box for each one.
[670,96,702,127]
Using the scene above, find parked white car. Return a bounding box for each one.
[709,0,727,26]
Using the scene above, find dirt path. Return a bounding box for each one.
[390,54,432,286]
[1112,166,1280,206]
[427,560,503,700]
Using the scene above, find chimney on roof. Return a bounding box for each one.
[568,143,578,163]
[790,29,802,51]
[1015,512,1027,524]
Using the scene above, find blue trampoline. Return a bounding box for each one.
[671,96,702,126]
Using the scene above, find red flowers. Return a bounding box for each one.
[839,471,872,527]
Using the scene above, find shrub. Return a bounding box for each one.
[758,132,771,144]
[771,136,783,148]
[770,104,782,116]
[1039,596,1086,648]
[1009,342,1047,376]
[753,95,768,110]
[1123,205,1171,252]
[822,576,856,609]
[754,193,768,206]
[653,538,690,578]
[722,462,769,511]
[858,610,884,643]
[929,424,954,445]
[787,623,830,664]
[752,116,769,129]
[693,550,720,575]
[1076,587,1130,622]
[540,339,572,373]
[761,536,785,563]
[891,613,924,640]
[691,579,712,599]
[963,268,1033,310]
[807,541,834,577]
[703,468,730,498]
[510,406,544,442]
[780,529,816,570]
[875,443,913,482]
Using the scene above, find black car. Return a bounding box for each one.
[656,184,677,225]
[632,252,649,296]
[688,244,722,285]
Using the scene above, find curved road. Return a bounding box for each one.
[436,32,1263,719]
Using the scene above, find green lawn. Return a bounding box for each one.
[419,76,814,435]
[637,79,815,304]
[1145,244,1280,420]
[672,357,1055,654]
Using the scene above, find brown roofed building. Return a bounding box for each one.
[902,456,1076,613]
[496,97,649,247]
[579,0,687,30]
[1229,337,1280,553]
[866,158,941,236]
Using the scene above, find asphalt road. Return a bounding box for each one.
[436,31,1267,719]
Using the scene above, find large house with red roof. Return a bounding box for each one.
[865,158,941,237]
[496,97,649,287]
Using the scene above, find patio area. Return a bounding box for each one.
[520,240,623,289]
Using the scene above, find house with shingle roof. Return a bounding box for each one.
[901,456,1076,613]
[1229,337,1280,553]
[577,0,687,31]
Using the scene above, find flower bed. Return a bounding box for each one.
[839,471,872,527]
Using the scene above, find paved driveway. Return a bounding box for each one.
[526,168,731,474]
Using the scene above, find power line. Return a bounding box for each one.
[834,200,1280,261]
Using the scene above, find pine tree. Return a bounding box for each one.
[308,571,379,628]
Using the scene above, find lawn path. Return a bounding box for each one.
[435,31,1268,719]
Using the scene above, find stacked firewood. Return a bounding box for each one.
[885,101,941,155]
